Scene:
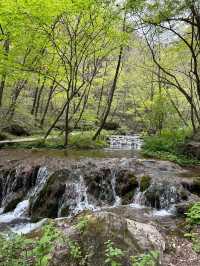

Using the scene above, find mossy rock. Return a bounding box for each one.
[140,176,151,192]
[116,171,138,204]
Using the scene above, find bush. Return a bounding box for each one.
[0,223,61,266]
[143,129,190,154]
[186,202,200,225]
[142,129,200,166]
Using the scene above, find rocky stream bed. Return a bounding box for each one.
[0,136,200,265]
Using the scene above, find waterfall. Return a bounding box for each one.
[131,188,145,208]
[111,170,121,206]
[69,176,96,216]
[109,135,143,150]
[0,200,29,223]
[29,166,48,197]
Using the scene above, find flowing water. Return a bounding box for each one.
[0,134,197,235]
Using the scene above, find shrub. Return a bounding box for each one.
[131,251,160,266]
[186,202,200,225]
[105,240,124,266]
[142,129,200,166]
[143,129,190,154]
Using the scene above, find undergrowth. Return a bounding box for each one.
[142,129,200,166]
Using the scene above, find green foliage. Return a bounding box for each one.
[140,176,151,192]
[142,129,200,166]
[68,240,83,260]
[105,240,124,266]
[69,131,108,149]
[75,217,89,233]
[143,129,189,153]
[184,233,200,254]
[186,202,200,225]
[131,251,160,266]
[0,223,61,266]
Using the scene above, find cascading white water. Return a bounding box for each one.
[131,187,145,208]
[29,166,48,197]
[71,175,96,216]
[111,170,121,206]
[109,135,143,150]
[0,200,29,223]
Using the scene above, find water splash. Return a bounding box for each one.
[0,200,29,223]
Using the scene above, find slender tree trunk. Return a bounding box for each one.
[31,76,40,115]
[97,62,108,118]
[40,82,56,127]
[35,77,46,121]
[64,103,70,147]
[0,39,10,107]
[6,80,27,120]
[43,100,69,141]
[93,46,123,140]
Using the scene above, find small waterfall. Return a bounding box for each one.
[13,200,29,217]
[69,176,96,216]
[0,200,29,223]
[109,135,143,150]
[29,166,48,197]
[131,188,145,208]
[131,182,179,216]
[111,170,121,206]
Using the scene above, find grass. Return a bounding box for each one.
[141,129,200,166]
[2,130,110,150]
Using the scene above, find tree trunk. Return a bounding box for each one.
[64,103,70,147]
[35,77,46,121]
[6,80,27,120]
[93,46,123,140]
[0,39,10,107]
[40,82,56,127]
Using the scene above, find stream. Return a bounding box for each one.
[0,135,199,237]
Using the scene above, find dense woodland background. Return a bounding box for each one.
[0,0,200,160]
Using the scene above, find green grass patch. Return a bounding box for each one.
[3,130,110,150]
[141,129,200,166]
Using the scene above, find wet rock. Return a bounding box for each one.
[143,182,189,209]
[0,166,39,212]
[140,175,151,192]
[0,132,7,141]
[191,177,200,196]
[30,169,71,219]
[85,168,115,205]
[3,192,24,212]
[115,170,138,204]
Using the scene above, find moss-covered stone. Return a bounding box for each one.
[140,176,151,192]
[116,171,138,204]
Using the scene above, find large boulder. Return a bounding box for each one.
[49,211,165,266]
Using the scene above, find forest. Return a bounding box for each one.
[0,0,200,266]
[0,0,199,156]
